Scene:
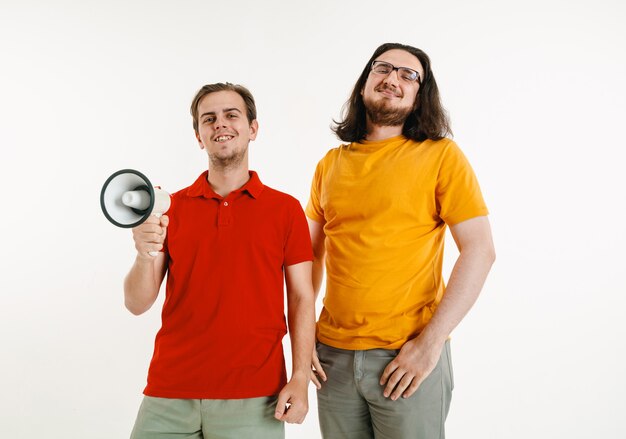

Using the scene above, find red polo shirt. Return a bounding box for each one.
[143,171,313,399]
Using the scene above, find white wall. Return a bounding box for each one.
[1,0,625,437]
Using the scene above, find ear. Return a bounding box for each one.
[195,131,205,150]
[249,120,259,141]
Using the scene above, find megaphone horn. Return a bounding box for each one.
[100,169,171,256]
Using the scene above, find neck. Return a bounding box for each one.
[207,160,250,197]
[365,119,403,141]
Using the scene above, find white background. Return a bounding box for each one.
[1,0,625,437]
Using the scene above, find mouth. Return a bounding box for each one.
[376,86,402,98]
[214,134,235,143]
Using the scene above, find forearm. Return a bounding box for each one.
[287,291,316,377]
[123,255,164,315]
[379,217,494,400]
[419,246,495,346]
[276,274,314,422]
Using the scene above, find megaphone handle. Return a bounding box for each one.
[148,213,163,257]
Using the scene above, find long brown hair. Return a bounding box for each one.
[332,43,452,142]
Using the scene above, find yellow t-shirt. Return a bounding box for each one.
[306,136,489,350]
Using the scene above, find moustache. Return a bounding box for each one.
[375,84,402,98]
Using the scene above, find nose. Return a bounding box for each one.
[213,115,228,130]
[383,69,400,87]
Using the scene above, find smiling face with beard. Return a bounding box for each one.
[361,49,423,129]
[364,84,414,126]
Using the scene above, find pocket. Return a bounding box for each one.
[316,342,349,369]
[315,341,329,365]
[316,341,349,355]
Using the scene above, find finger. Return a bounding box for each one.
[147,243,164,253]
[136,244,164,258]
[380,361,399,386]
[133,224,164,238]
[390,374,414,401]
[274,393,290,420]
[135,223,166,238]
[135,236,165,254]
[383,369,404,397]
[134,234,164,249]
[402,377,423,399]
[312,356,327,382]
[143,215,161,225]
[283,402,306,424]
[311,371,322,389]
[132,227,158,239]
[279,403,293,422]
[137,231,166,244]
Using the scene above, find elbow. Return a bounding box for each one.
[312,246,326,265]
[124,286,154,315]
[466,242,496,268]
[123,275,155,316]
[312,254,325,266]
[486,243,496,267]
[125,299,150,316]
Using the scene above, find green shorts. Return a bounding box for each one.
[130,396,284,439]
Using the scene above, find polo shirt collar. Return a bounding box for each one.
[186,170,264,199]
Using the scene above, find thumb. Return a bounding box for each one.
[312,352,327,382]
[274,391,290,420]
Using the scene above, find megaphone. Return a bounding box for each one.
[100,169,171,256]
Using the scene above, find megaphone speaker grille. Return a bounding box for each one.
[100,169,155,228]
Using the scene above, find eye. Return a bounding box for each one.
[373,64,391,74]
[399,69,418,82]
[203,116,215,123]
[372,61,393,74]
[227,113,238,119]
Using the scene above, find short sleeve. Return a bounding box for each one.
[284,199,314,266]
[436,141,489,226]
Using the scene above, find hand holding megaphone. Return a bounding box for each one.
[131,214,169,259]
[100,169,171,257]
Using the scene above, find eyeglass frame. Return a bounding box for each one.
[370,60,422,85]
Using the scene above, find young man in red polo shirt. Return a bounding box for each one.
[124,83,315,438]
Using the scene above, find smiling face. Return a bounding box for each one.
[361,49,424,127]
[195,90,258,170]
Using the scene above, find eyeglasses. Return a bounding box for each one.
[370,60,421,84]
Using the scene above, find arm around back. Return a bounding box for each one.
[308,218,326,299]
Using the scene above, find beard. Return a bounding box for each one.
[209,144,248,171]
[364,93,413,127]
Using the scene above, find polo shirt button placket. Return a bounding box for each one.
[218,199,232,227]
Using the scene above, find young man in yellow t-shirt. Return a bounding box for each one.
[306,43,496,438]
